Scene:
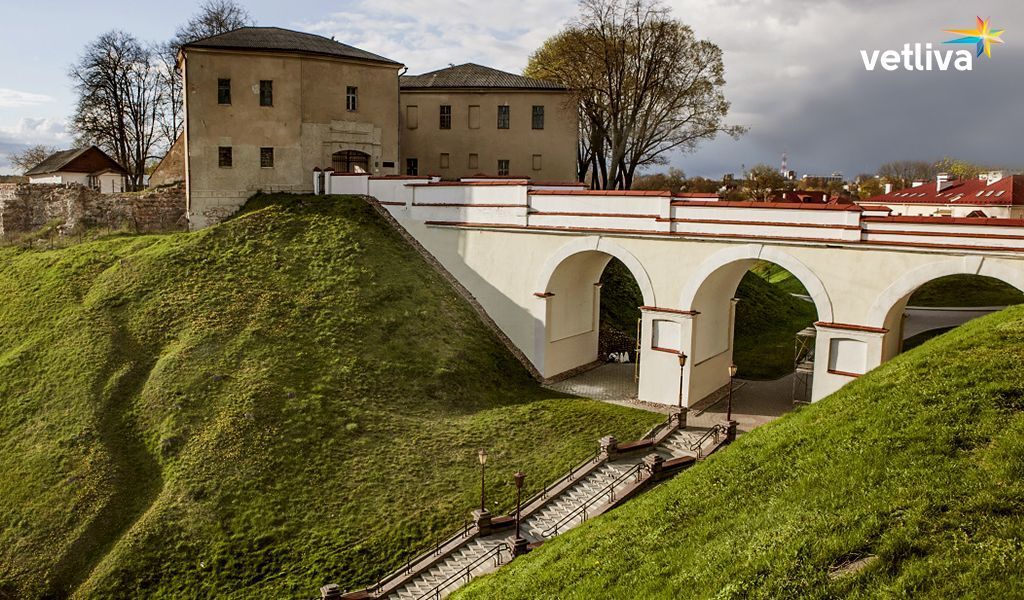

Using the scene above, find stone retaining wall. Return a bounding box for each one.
[0,183,186,238]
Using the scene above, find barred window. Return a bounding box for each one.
[439,105,451,129]
[217,79,231,104]
[497,159,510,176]
[218,146,232,168]
[497,105,509,129]
[260,147,274,168]
[406,158,418,176]
[532,105,544,129]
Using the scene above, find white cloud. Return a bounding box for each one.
[0,88,53,108]
[293,0,577,74]
[0,117,71,146]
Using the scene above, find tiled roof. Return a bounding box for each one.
[23,148,90,176]
[184,27,401,65]
[862,175,1024,206]
[400,63,566,90]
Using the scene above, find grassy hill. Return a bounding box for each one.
[455,305,1024,599]
[0,195,660,599]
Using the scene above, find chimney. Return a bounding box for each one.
[911,180,925,188]
[884,183,893,194]
[936,172,955,192]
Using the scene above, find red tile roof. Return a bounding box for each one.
[861,175,1023,206]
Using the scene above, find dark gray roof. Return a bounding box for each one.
[24,148,89,176]
[184,27,401,66]
[400,63,566,90]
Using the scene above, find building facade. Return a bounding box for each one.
[398,64,578,181]
[181,27,403,229]
[859,172,1024,219]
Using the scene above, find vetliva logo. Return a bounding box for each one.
[860,16,1005,72]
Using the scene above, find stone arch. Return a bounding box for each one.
[866,256,1024,329]
[536,237,656,306]
[678,244,834,323]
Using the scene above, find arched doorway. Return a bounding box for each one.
[680,246,830,407]
[332,150,370,173]
[535,239,654,384]
[878,273,1024,360]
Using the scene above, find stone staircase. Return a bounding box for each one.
[331,418,732,600]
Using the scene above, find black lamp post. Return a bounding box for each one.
[727,363,738,422]
[677,352,688,409]
[513,471,525,539]
[478,449,488,512]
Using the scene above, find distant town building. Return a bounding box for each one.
[24,146,128,193]
[859,172,1024,218]
[801,172,844,184]
[399,63,577,181]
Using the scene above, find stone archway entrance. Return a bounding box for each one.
[332,150,370,173]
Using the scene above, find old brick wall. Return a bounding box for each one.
[0,183,186,238]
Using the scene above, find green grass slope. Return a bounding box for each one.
[456,306,1024,599]
[0,195,660,599]
[734,265,817,379]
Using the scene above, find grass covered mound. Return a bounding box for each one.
[908,274,1024,307]
[456,306,1024,599]
[734,264,817,379]
[0,195,660,599]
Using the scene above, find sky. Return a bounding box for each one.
[0,0,1021,178]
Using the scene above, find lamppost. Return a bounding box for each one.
[677,352,688,409]
[727,363,738,422]
[510,471,528,556]
[478,449,488,512]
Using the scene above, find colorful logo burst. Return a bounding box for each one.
[944,16,1005,58]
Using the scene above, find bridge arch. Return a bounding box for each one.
[533,237,655,378]
[679,244,834,322]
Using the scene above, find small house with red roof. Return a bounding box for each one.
[859,172,1024,219]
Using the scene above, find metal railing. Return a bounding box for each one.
[370,516,473,596]
[413,541,511,600]
[540,462,645,538]
[514,450,603,515]
[688,424,727,459]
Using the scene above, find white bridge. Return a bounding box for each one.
[318,172,1024,406]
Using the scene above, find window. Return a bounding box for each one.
[532,105,544,129]
[532,154,542,171]
[346,86,358,111]
[468,153,479,170]
[497,159,510,176]
[497,105,510,129]
[406,158,418,176]
[439,105,451,129]
[260,147,274,168]
[259,80,273,106]
[406,105,419,129]
[468,105,480,129]
[218,78,231,105]
[440,153,450,169]
[218,146,232,168]
[332,150,370,173]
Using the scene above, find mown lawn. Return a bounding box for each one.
[0,195,660,599]
[456,305,1024,599]
[908,274,1024,307]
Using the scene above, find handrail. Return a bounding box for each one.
[688,424,727,458]
[370,516,473,596]
[514,450,603,514]
[540,462,644,538]
[644,412,674,441]
[413,541,511,600]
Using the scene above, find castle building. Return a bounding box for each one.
[179,27,578,230]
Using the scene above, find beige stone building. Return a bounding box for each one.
[398,64,578,181]
[181,27,403,229]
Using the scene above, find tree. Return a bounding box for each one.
[7,145,58,174]
[69,31,162,189]
[934,156,986,181]
[856,174,884,199]
[155,1,254,148]
[632,167,686,194]
[743,164,786,202]
[876,160,934,189]
[525,0,744,190]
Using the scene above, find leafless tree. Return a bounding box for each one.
[876,160,936,189]
[172,0,253,46]
[526,0,745,189]
[7,144,58,174]
[69,31,162,189]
